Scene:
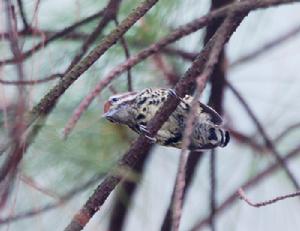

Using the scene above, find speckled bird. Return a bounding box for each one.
[103,88,229,150]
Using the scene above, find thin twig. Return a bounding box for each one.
[238,188,300,208]
[114,18,133,91]
[16,0,29,29]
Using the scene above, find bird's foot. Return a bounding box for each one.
[139,125,157,143]
[168,89,184,102]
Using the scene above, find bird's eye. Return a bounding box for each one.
[111,97,118,102]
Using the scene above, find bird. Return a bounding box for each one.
[102,88,229,150]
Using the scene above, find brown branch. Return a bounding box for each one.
[191,143,300,231]
[238,188,300,208]
[226,81,300,189]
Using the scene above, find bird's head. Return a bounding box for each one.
[103,91,138,124]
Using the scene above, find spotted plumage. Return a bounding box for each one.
[103,88,229,150]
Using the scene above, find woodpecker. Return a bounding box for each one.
[103,88,229,150]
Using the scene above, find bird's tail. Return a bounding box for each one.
[207,126,230,148]
[218,128,230,147]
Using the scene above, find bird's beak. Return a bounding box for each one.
[103,101,112,114]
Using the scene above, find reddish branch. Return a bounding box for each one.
[191,144,300,231]
[238,188,300,208]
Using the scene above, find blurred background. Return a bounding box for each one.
[0,0,300,230]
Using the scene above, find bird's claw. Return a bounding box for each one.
[144,135,157,143]
[139,125,157,143]
[139,125,150,134]
[168,89,184,102]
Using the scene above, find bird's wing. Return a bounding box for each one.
[198,102,223,125]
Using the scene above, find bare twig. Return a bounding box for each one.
[114,18,133,91]
[238,188,300,208]
[16,0,29,29]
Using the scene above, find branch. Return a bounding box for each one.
[16,0,29,29]
[114,18,133,91]
[238,188,300,208]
